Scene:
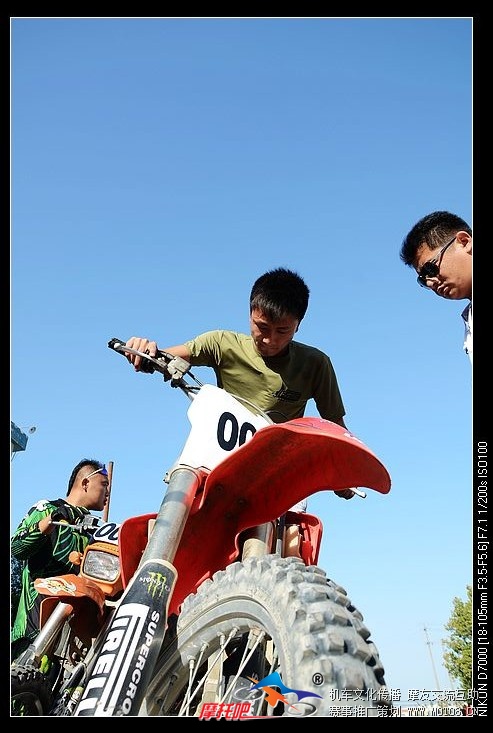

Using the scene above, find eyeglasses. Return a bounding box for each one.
[85,466,108,479]
[416,235,457,288]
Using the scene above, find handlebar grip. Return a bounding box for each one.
[108,338,155,373]
[108,338,171,375]
[108,338,126,351]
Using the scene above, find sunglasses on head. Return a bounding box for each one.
[85,465,108,479]
[416,235,457,288]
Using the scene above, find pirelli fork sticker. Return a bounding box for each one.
[75,560,176,716]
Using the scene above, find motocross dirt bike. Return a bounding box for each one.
[11,338,392,717]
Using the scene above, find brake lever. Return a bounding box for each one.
[108,339,167,375]
[352,488,367,499]
[108,339,192,383]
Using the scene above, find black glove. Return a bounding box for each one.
[51,504,86,524]
[334,488,355,500]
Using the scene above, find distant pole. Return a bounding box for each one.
[424,625,442,689]
[103,461,114,522]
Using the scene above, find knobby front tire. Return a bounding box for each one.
[141,555,391,717]
[11,664,54,716]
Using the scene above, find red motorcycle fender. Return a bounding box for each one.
[167,418,390,615]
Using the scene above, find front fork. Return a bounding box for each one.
[240,515,303,560]
[14,602,74,668]
[73,465,205,717]
[241,522,276,559]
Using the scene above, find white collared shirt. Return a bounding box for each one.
[461,302,472,364]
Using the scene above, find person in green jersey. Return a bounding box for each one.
[11,459,109,661]
[123,266,354,513]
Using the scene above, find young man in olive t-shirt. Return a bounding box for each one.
[122,267,354,512]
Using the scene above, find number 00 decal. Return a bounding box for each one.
[92,522,120,544]
[217,412,257,451]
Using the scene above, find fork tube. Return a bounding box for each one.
[241,522,275,559]
[14,602,74,666]
[73,465,206,717]
[140,466,204,567]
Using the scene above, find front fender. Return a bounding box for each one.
[169,417,390,614]
[35,574,107,633]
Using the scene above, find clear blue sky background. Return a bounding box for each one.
[11,17,473,706]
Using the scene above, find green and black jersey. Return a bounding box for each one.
[11,499,91,653]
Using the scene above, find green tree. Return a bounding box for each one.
[442,585,472,692]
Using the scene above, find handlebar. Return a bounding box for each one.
[51,515,102,532]
[108,338,202,396]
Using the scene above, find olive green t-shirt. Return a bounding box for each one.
[185,330,345,424]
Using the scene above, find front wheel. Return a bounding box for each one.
[11,664,54,716]
[142,555,391,717]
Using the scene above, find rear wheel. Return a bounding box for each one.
[142,555,391,717]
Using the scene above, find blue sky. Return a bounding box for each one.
[11,17,473,707]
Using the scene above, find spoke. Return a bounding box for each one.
[221,629,267,703]
[178,628,239,716]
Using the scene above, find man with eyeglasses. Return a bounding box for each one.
[400,211,472,364]
[11,459,109,660]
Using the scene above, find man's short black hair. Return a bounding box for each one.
[400,211,471,266]
[250,267,310,323]
[66,459,105,496]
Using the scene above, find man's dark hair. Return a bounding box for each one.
[400,211,471,266]
[66,459,105,496]
[250,267,310,323]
